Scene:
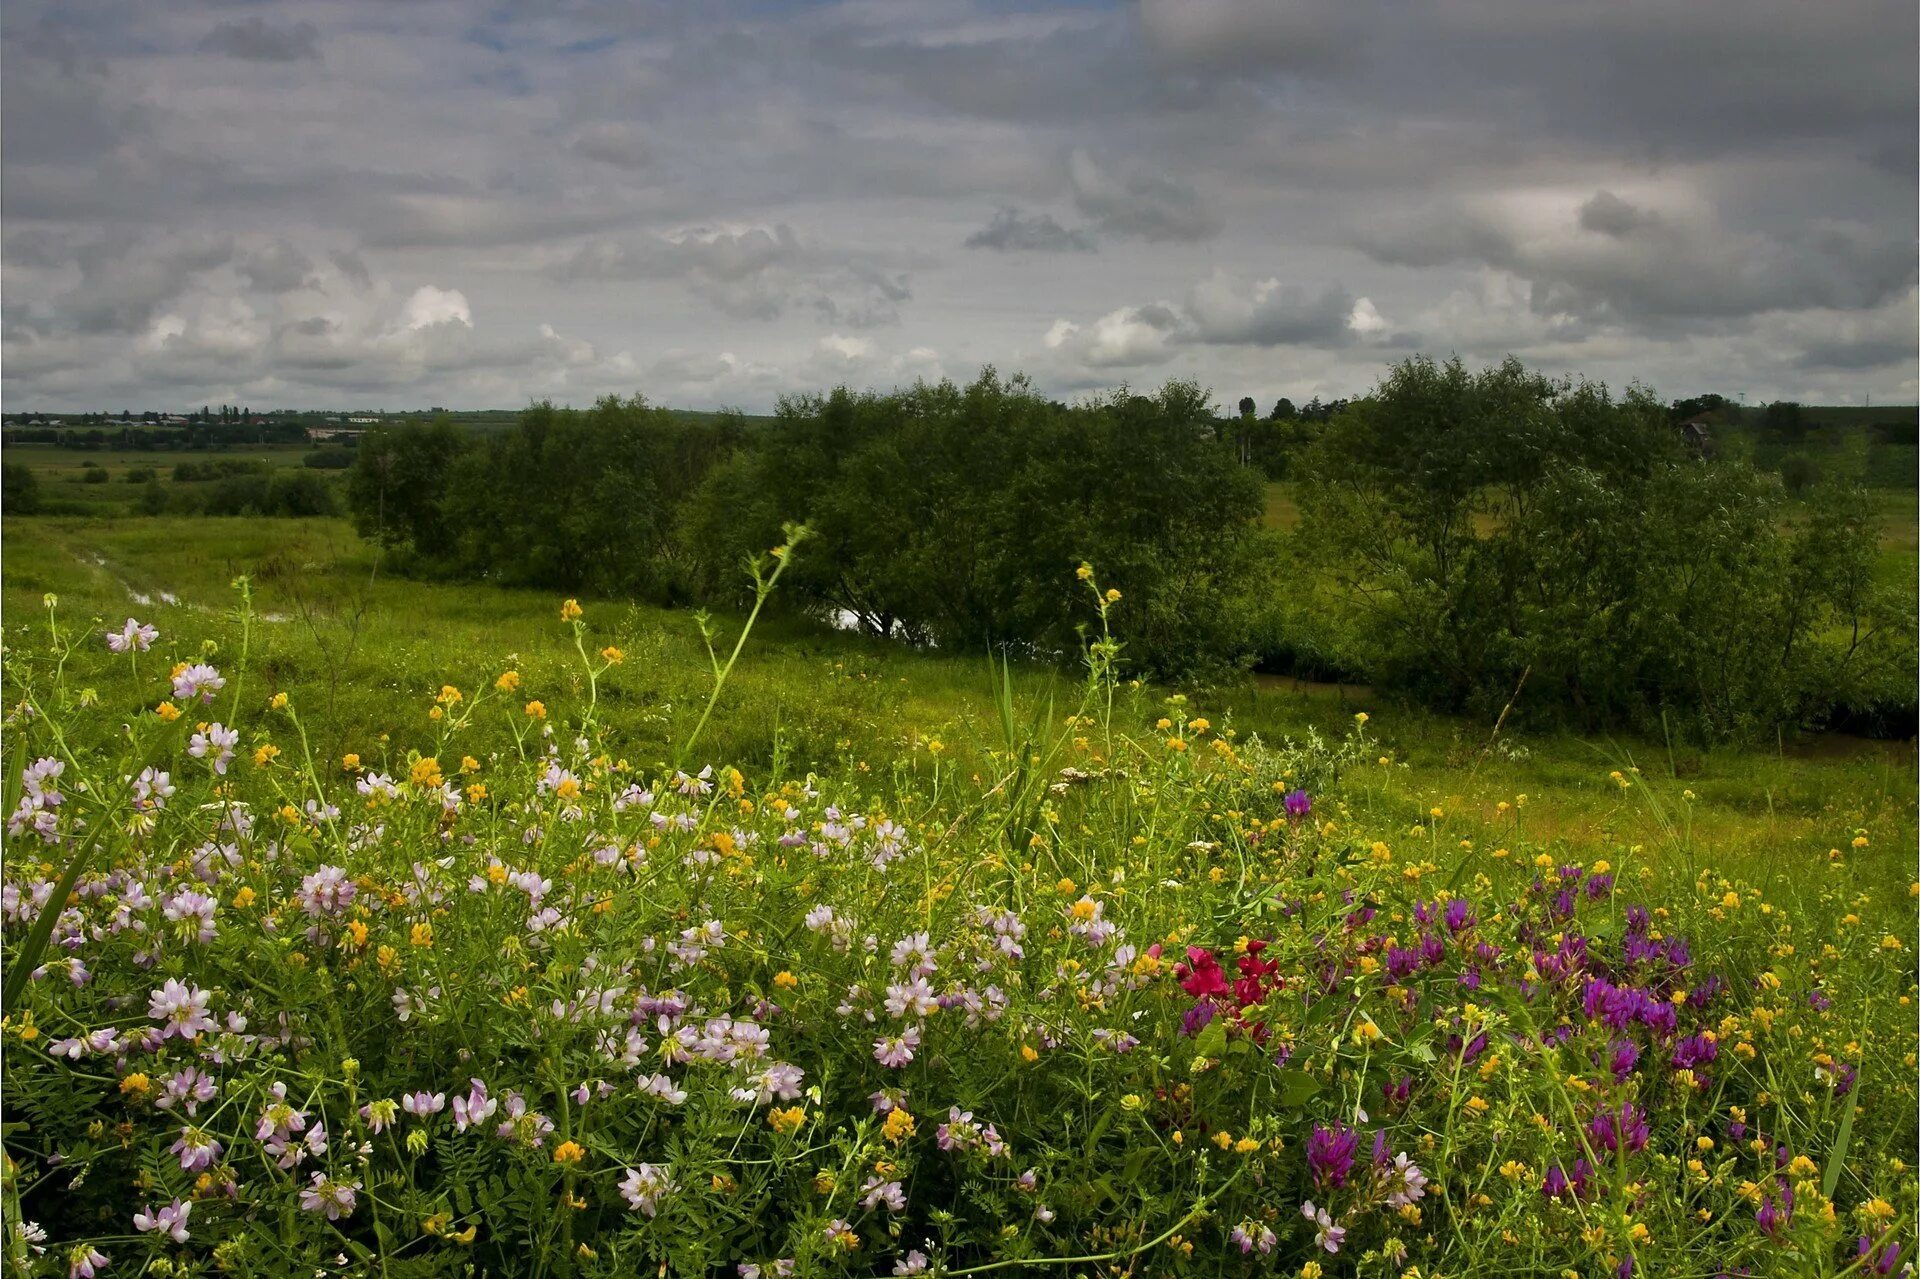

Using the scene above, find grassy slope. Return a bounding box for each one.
[4,514,1912,911]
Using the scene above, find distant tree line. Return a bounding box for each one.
[342,359,1914,736]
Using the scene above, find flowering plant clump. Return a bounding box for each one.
[1,581,1914,1278]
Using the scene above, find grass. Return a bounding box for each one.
[4,513,1911,907]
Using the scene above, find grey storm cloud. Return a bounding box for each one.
[965,209,1098,253]
[0,0,1911,411]
[199,17,320,63]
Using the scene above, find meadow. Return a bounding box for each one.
[2,511,1915,1277]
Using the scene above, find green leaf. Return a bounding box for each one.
[1271,1068,1322,1108]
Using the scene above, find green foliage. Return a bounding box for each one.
[3,462,41,514]
[1294,356,1909,737]
[685,371,1273,680]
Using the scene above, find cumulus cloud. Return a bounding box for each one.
[1042,271,1394,371]
[1354,186,1916,324]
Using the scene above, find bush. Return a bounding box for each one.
[81,465,109,484]
[1294,356,1899,737]
[2,462,41,514]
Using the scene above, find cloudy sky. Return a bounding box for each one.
[4,1,1915,412]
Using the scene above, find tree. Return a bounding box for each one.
[1269,398,1296,420]
[346,421,470,556]
[1763,400,1805,442]
[1237,396,1257,419]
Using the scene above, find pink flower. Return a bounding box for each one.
[620,1163,674,1216]
[133,1199,191,1243]
[171,663,225,703]
[147,980,215,1040]
[107,619,158,654]
[873,1025,921,1068]
[297,1172,359,1220]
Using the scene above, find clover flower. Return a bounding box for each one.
[171,663,225,703]
[147,980,214,1040]
[298,1171,359,1220]
[107,619,159,654]
[132,1198,190,1243]
[620,1163,674,1216]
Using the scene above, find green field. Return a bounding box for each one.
[4,510,1915,1275]
[5,513,1912,896]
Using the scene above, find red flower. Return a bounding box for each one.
[1177,947,1229,999]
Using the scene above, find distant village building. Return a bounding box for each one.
[1677,414,1713,451]
[305,426,368,444]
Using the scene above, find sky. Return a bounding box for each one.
[3,0,1916,413]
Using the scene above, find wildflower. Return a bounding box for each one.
[171,1125,221,1172]
[601,646,623,664]
[560,598,583,621]
[553,1141,586,1165]
[874,1026,921,1068]
[147,980,215,1040]
[106,618,158,653]
[1230,1222,1277,1255]
[1383,1153,1429,1207]
[525,700,547,720]
[187,723,238,775]
[1307,1123,1358,1189]
[67,1245,109,1279]
[132,1199,191,1243]
[171,662,225,704]
[620,1163,674,1216]
[154,700,181,722]
[1301,1201,1346,1254]
[882,1108,917,1144]
[769,1106,807,1135]
[298,1172,359,1220]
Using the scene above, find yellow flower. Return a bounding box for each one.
[560,599,583,622]
[1075,563,1093,580]
[270,691,289,710]
[1020,1044,1039,1063]
[410,922,434,949]
[525,701,547,720]
[1104,588,1121,604]
[552,1141,585,1165]
[232,886,256,909]
[1301,1263,1323,1279]
[155,701,181,722]
[1354,712,1369,725]
[773,971,799,990]
[252,744,280,768]
[119,1072,152,1098]
[496,670,521,692]
[769,1106,807,1135]
[410,757,444,789]
[460,756,481,774]
[342,753,362,772]
[881,1109,916,1145]
[600,646,624,664]
[437,685,463,706]
[467,783,488,803]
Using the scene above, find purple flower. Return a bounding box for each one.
[1588,1102,1649,1155]
[1300,1200,1345,1253]
[1858,1236,1903,1275]
[1670,1033,1718,1072]
[1283,789,1311,818]
[1443,899,1475,933]
[1605,1038,1640,1081]
[1306,1122,1358,1189]
[68,1245,110,1279]
[1755,1181,1793,1237]
[171,1125,221,1172]
[873,1025,920,1069]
